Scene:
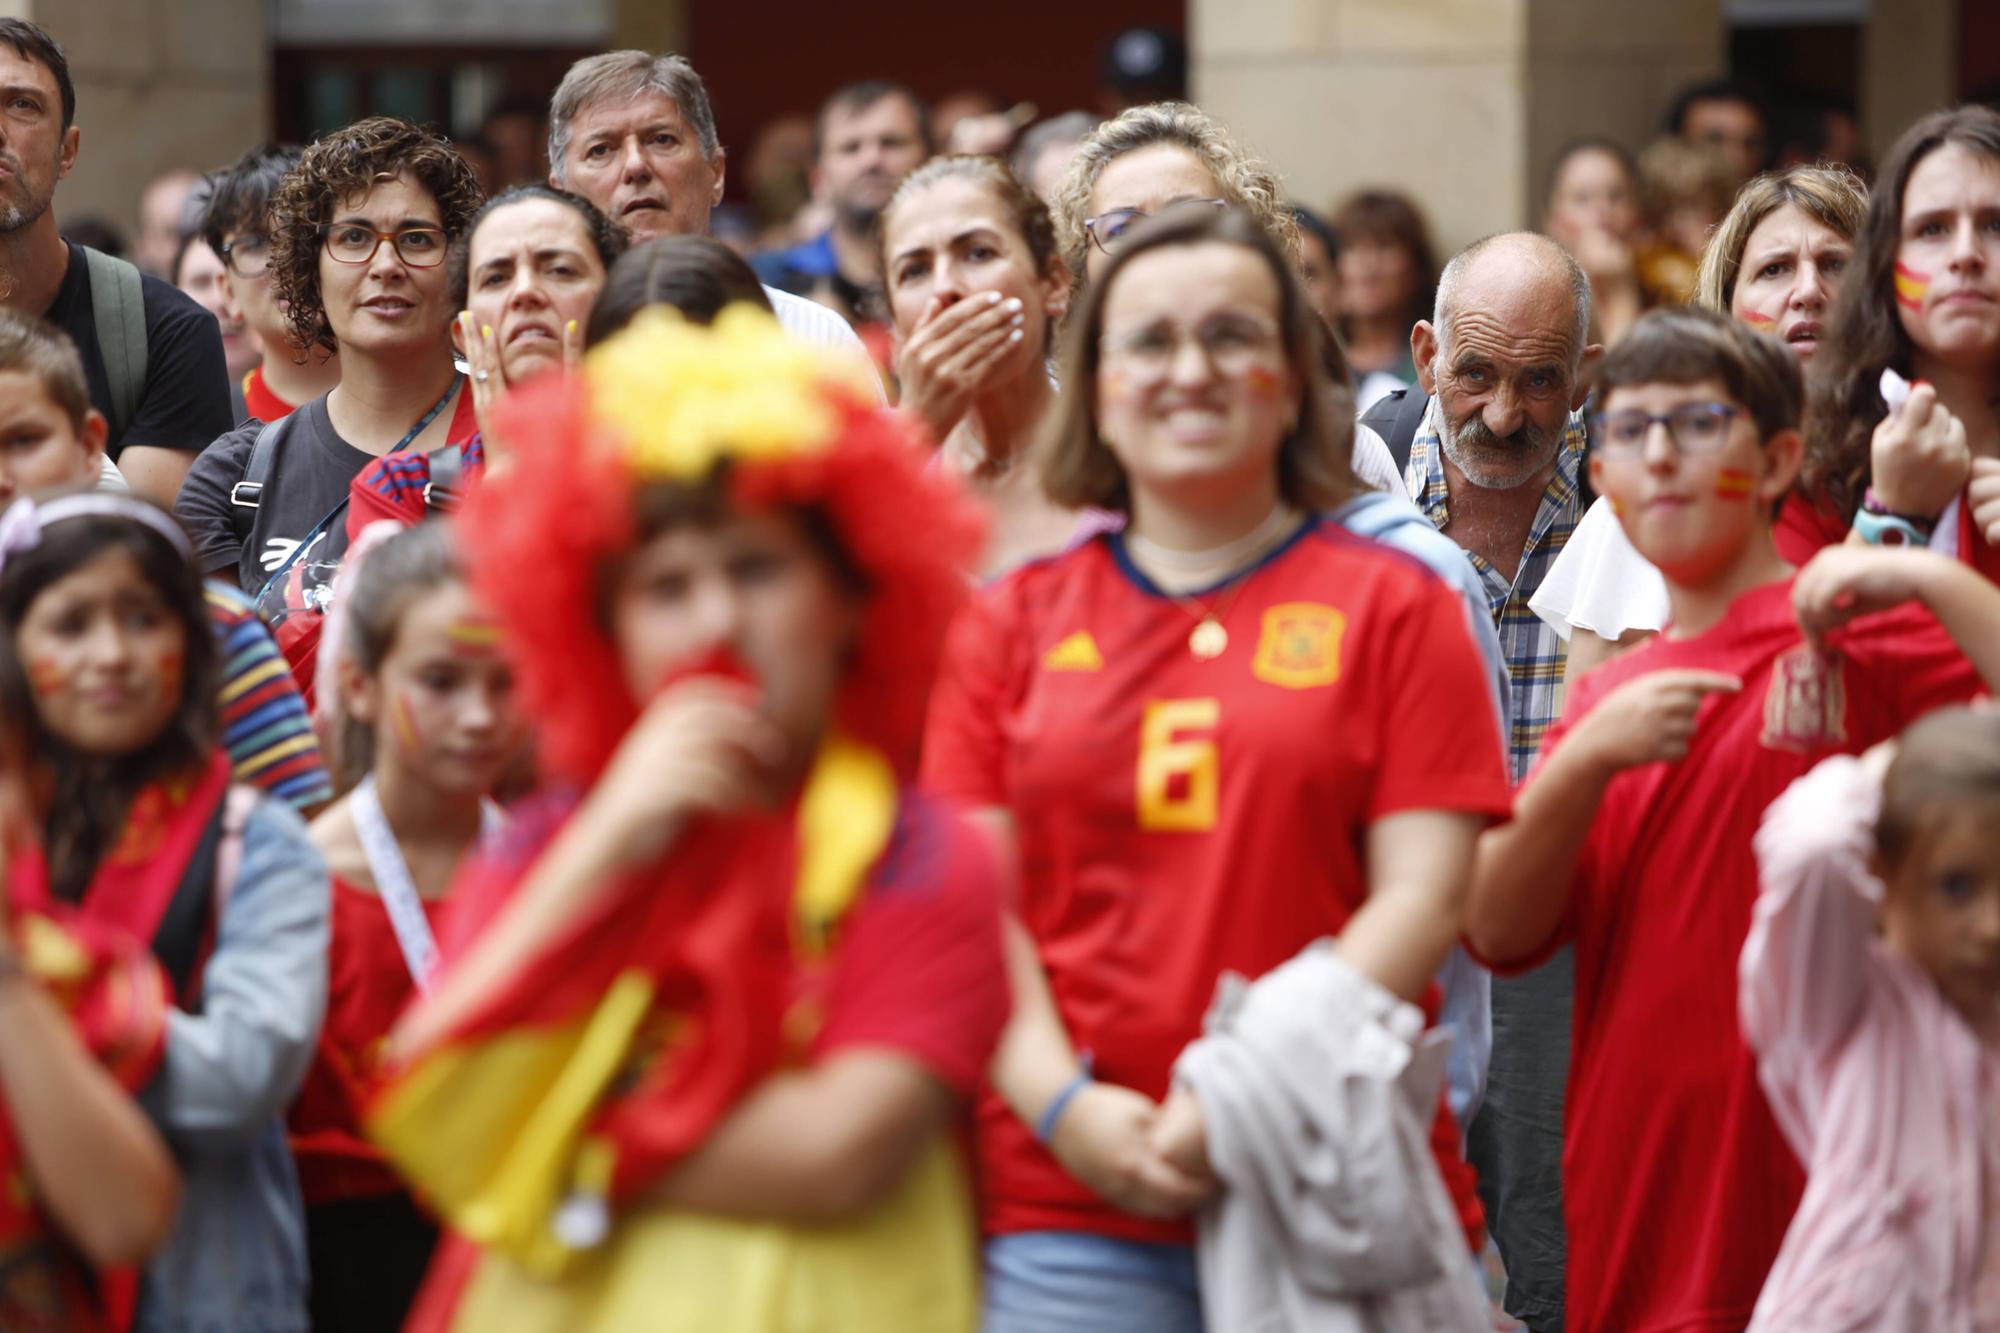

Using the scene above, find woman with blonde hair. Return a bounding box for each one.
[1532,164,1868,692]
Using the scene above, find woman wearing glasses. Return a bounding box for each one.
[923,205,1510,1331]
[197,143,343,425]
[175,119,482,639]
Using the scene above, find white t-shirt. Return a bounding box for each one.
[1529,492,1669,642]
[762,285,885,405]
[1351,423,1403,494]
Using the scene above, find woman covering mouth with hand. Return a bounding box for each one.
[346,186,627,539]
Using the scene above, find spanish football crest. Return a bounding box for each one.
[1761,645,1846,752]
[1252,602,1346,690]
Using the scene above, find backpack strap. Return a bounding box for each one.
[82,246,149,443]
[173,785,259,1013]
[423,441,464,513]
[1357,387,1432,478]
[228,416,288,545]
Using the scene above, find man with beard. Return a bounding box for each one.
[546,50,875,374]
[1401,229,1597,1333]
[0,20,231,506]
[754,80,931,329]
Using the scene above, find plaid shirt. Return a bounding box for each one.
[1404,398,1588,780]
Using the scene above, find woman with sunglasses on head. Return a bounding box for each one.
[1049,103,1404,493]
[1533,164,1869,696]
[924,204,1510,1331]
[174,119,483,701]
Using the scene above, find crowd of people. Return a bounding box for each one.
[0,12,1995,1333]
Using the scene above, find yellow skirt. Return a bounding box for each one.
[443,1139,978,1333]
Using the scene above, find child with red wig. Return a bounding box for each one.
[369,307,1009,1331]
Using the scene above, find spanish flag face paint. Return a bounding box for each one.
[26,658,65,698]
[446,617,502,657]
[1894,261,1930,313]
[1714,467,1758,501]
[1737,306,1777,331]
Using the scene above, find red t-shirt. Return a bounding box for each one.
[1773,490,1847,565]
[1493,578,1981,1333]
[242,366,297,424]
[290,875,443,1205]
[922,519,1514,1245]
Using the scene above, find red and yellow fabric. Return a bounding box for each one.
[0,906,171,1331]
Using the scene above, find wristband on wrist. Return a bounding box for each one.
[1861,487,1939,529]
[1034,1052,1095,1145]
[1853,507,1931,547]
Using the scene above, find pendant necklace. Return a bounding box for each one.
[1128,505,1299,660]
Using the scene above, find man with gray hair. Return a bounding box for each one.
[1401,229,1596,1333]
[546,50,871,362]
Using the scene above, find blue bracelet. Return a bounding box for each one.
[1035,1054,1095,1145]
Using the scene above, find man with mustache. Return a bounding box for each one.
[754,80,932,329]
[0,19,231,506]
[1400,229,1598,1333]
[547,51,877,372]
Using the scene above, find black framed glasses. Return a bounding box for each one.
[319,223,449,268]
[219,234,271,278]
[1082,198,1226,255]
[1588,402,1743,455]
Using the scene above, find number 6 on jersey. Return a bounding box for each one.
[1137,698,1220,832]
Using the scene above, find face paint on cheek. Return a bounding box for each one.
[1737,306,1777,330]
[1608,495,1628,518]
[1895,261,1931,313]
[1097,369,1132,407]
[156,648,183,700]
[1242,365,1283,399]
[1714,467,1758,500]
[26,659,65,698]
[446,617,502,657]
[390,692,422,757]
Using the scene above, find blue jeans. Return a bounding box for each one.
[983,1231,1203,1333]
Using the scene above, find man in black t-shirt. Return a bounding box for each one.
[0,20,231,505]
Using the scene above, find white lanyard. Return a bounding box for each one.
[351,776,506,992]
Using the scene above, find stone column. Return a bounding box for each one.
[23,0,270,239]
[1861,0,1954,162]
[1192,0,1723,255]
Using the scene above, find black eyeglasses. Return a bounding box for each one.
[219,234,271,278]
[1589,402,1743,455]
[1082,198,1226,255]
[319,223,449,268]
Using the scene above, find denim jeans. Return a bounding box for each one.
[983,1231,1203,1333]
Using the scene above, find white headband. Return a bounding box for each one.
[0,494,194,577]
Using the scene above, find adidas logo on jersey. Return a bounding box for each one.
[1044,631,1104,671]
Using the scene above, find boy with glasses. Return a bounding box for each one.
[200,143,342,423]
[1463,305,2000,1332]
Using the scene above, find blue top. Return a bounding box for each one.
[136,794,328,1333]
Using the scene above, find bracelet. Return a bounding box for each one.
[1853,508,1931,548]
[1860,487,1939,533]
[1034,1053,1095,1145]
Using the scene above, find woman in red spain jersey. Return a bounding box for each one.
[922,204,1513,1331]
[1797,105,2000,569]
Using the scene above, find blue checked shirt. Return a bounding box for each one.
[1404,397,1588,780]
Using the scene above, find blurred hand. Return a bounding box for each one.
[1793,545,1946,644]
[1047,1082,1215,1218]
[1573,670,1742,773]
[1869,381,1969,519]
[1147,1086,1218,1188]
[1966,457,2000,546]
[945,103,1036,157]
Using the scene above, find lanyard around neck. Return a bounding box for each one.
[349,773,503,992]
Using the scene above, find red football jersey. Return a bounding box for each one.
[1506,578,1981,1333]
[923,518,1514,1244]
[290,876,443,1205]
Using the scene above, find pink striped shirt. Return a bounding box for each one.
[1743,754,2000,1330]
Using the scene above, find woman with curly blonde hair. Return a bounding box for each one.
[174,117,484,702]
[1048,102,1297,313]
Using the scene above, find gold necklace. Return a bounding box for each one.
[1136,508,1299,659]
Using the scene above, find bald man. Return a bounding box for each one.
[1399,231,1599,1333]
